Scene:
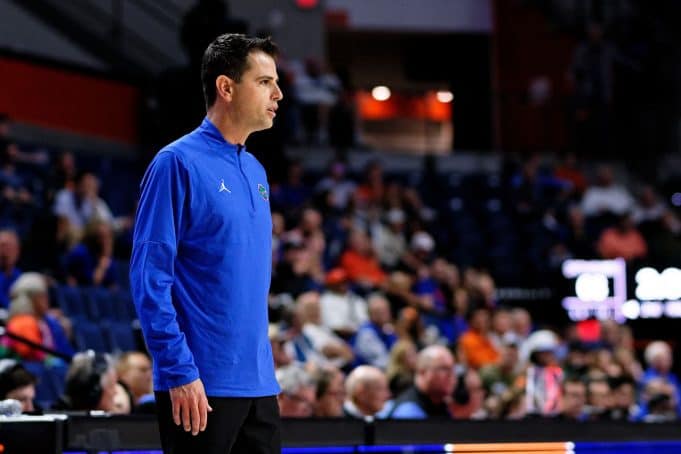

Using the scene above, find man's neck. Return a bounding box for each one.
[206,108,249,145]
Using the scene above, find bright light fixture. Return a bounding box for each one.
[371,85,391,101]
[436,90,454,103]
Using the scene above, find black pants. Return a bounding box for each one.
[155,392,281,454]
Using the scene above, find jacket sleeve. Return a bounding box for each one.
[129,151,199,389]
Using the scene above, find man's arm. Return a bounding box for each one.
[130,151,210,435]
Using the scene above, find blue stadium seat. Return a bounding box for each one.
[23,360,68,409]
[73,320,110,352]
[103,321,137,352]
[55,286,87,320]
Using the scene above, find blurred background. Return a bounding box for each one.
[0,0,681,442]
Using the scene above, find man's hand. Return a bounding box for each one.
[169,378,213,436]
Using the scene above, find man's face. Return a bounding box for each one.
[362,375,391,415]
[121,354,153,398]
[231,51,283,134]
[613,383,635,408]
[317,373,345,417]
[369,299,391,326]
[588,381,611,410]
[562,382,586,416]
[278,386,315,417]
[0,232,20,269]
[7,384,35,413]
[419,351,456,399]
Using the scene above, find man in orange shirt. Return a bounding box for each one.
[597,213,647,261]
[339,229,386,288]
[458,306,500,370]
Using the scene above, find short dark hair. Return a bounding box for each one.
[201,33,278,109]
[0,361,37,397]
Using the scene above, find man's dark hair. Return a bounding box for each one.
[0,362,37,397]
[201,33,278,109]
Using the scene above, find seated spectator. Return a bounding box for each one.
[46,151,78,201]
[53,171,129,241]
[269,324,293,369]
[343,365,391,419]
[637,378,678,422]
[313,367,345,418]
[632,185,668,225]
[320,268,368,338]
[581,165,634,218]
[449,369,486,419]
[400,231,436,274]
[0,140,35,210]
[355,160,385,209]
[458,306,500,370]
[386,339,417,397]
[339,228,386,289]
[641,341,681,416]
[6,272,74,360]
[352,293,397,369]
[115,351,153,407]
[479,336,521,397]
[371,209,407,270]
[276,364,316,418]
[112,381,134,415]
[522,330,563,416]
[610,376,638,421]
[63,220,117,287]
[554,152,587,194]
[315,160,356,211]
[489,308,513,350]
[290,291,354,368]
[387,345,457,419]
[597,213,647,261]
[585,378,613,420]
[293,58,340,145]
[271,238,321,298]
[0,359,37,413]
[53,351,118,412]
[0,229,21,309]
[558,378,587,421]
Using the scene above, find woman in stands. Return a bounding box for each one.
[5,272,73,360]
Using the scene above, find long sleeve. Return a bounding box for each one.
[130,151,199,389]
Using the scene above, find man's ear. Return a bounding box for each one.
[216,75,234,102]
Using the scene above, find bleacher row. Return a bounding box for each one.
[52,286,140,353]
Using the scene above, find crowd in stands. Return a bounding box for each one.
[0,99,680,423]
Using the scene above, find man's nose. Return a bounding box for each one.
[273,83,283,101]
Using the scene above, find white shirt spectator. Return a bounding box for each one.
[320,290,368,334]
[581,185,634,217]
[53,188,114,230]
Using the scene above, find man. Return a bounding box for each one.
[343,365,391,420]
[352,294,397,369]
[0,229,21,309]
[320,268,368,339]
[388,345,457,419]
[116,351,153,405]
[559,378,587,421]
[313,367,345,418]
[130,34,283,454]
[586,377,612,420]
[275,364,316,418]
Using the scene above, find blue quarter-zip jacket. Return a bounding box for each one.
[130,117,280,397]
